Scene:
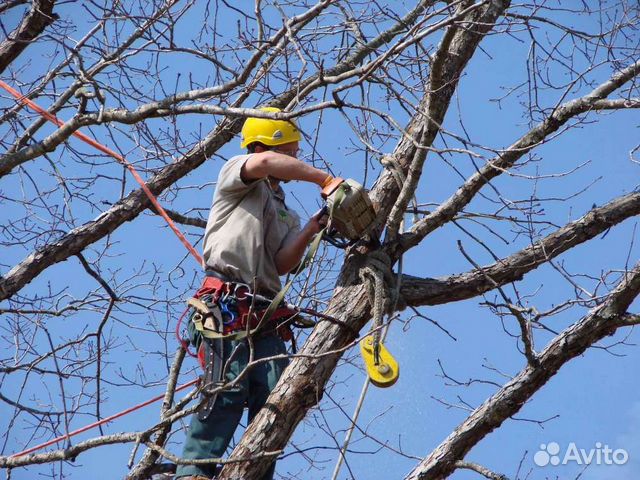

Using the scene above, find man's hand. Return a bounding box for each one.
[306,207,329,235]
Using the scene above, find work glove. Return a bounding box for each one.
[320,176,344,199]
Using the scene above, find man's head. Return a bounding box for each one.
[241,107,301,157]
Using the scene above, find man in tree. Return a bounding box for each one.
[176,107,334,480]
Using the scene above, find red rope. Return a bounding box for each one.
[0,80,204,267]
[11,378,199,458]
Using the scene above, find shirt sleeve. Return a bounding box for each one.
[216,155,261,195]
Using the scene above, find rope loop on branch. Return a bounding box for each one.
[359,250,396,364]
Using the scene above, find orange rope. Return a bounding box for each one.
[11,378,199,458]
[0,80,204,266]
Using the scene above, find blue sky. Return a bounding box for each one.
[1,2,639,479]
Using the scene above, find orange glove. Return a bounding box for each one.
[321,176,344,199]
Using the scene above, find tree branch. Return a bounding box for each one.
[384,0,508,243]
[618,313,640,326]
[0,0,29,14]
[0,0,57,74]
[399,191,640,307]
[1,0,181,161]
[590,98,640,109]
[126,347,187,480]
[394,59,640,257]
[456,240,539,367]
[149,206,207,229]
[455,461,510,480]
[404,261,640,479]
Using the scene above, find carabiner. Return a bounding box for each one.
[219,299,236,325]
[232,282,251,300]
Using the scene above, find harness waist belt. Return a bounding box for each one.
[192,276,297,340]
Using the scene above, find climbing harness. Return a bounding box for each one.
[185,274,316,420]
[188,276,302,342]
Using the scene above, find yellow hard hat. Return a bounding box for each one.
[240,107,301,149]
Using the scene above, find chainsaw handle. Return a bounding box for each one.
[321,230,353,249]
[316,205,329,221]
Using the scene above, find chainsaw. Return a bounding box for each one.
[321,177,377,247]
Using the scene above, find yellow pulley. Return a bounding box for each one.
[360,335,399,388]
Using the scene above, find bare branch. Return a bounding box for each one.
[455,460,510,480]
[456,240,539,367]
[0,0,57,74]
[404,262,640,479]
[400,191,640,307]
[395,59,640,256]
[0,0,29,15]
[126,347,187,479]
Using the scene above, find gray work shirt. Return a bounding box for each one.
[203,155,301,295]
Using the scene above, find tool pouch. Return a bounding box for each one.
[187,294,227,421]
[187,295,223,352]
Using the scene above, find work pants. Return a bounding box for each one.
[175,334,289,479]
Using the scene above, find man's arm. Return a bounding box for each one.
[274,211,326,275]
[241,151,328,186]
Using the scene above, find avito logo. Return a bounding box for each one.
[534,442,629,467]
